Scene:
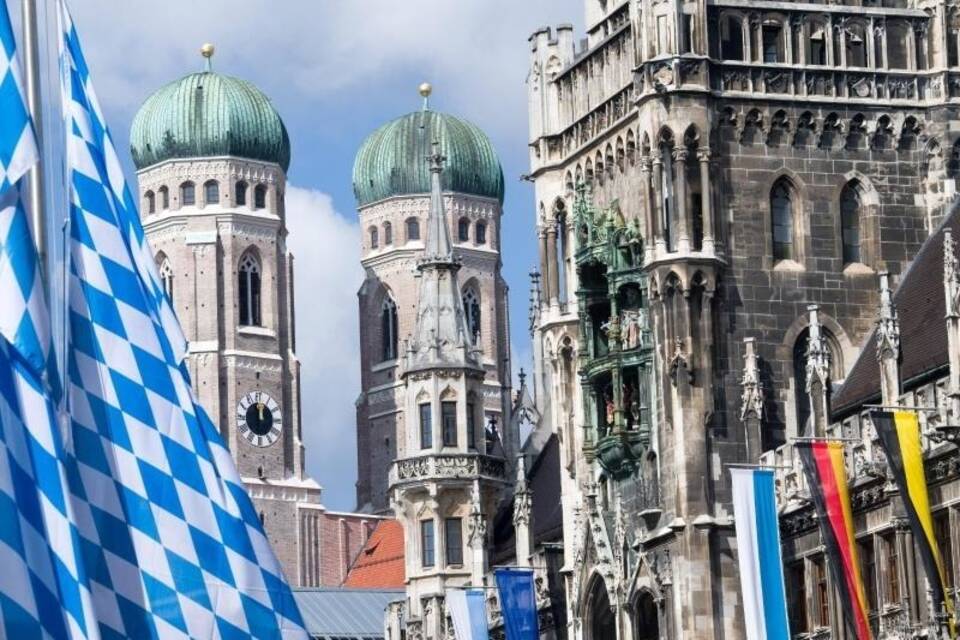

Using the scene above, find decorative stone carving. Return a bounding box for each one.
[740,337,764,421]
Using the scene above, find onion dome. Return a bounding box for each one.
[352,85,504,207]
[130,45,290,171]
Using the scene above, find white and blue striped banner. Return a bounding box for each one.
[445,588,489,640]
[731,468,790,640]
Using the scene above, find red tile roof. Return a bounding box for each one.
[342,519,406,589]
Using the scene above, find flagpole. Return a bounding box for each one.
[21,0,45,268]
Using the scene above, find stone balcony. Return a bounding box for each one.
[388,452,508,488]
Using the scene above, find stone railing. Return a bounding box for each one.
[389,452,507,487]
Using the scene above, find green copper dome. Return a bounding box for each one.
[352,109,504,207]
[130,71,290,171]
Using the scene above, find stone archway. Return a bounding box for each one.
[584,576,616,640]
[632,591,659,640]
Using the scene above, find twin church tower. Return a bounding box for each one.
[129,49,514,598]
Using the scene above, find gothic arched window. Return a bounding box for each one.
[157,254,173,304]
[204,180,219,205]
[236,181,248,206]
[254,184,267,210]
[180,181,195,207]
[840,181,862,265]
[458,218,470,242]
[475,221,487,245]
[381,297,398,361]
[158,186,169,210]
[406,217,421,242]
[719,15,744,61]
[145,190,155,214]
[383,222,393,245]
[369,226,379,249]
[770,179,795,261]
[462,289,481,345]
[845,22,867,68]
[238,252,262,327]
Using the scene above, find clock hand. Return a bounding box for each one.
[258,402,264,421]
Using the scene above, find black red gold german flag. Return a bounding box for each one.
[873,410,956,637]
[796,441,873,640]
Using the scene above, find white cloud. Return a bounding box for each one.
[284,185,363,510]
[66,0,582,142]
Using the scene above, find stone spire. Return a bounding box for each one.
[944,230,960,418]
[875,271,901,405]
[805,305,831,437]
[513,454,533,567]
[405,142,481,372]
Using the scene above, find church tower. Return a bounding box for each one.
[130,46,321,584]
[389,143,507,639]
[352,86,514,514]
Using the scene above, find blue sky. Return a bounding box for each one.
[63,0,583,510]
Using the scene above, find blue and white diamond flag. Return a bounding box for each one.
[0,2,96,638]
[58,1,306,637]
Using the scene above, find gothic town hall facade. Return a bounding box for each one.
[523,0,960,638]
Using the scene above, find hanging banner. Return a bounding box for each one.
[446,588,490,640]
[494,568,539,640]
[796,441,873,640]
[872,411,956,637]
[731,468,790,640]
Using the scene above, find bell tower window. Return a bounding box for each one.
[158,186,169,210]
[475,221,487,245]
[235,181,248,206]
[180,181,195,206]
[406,217,421,241]
[254,184,267,210]
[770,179,795,261]
[145,190,155,214]
[204,180,219,205]
[238,252,262,327]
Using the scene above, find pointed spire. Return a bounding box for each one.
[424,141,454,261]
[805,305,831,437]
[405,142,479,372]
[876,271,901,405]
[944,230,960,418]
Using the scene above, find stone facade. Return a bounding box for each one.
[525,0,960,638]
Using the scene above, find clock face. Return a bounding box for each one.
[236,391,282,448]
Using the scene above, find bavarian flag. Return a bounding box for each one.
[873,411,956,637]
[796,441,873,639]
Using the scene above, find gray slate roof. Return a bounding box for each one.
[292,588,404,640]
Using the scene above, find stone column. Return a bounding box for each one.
[652,157,667,255]
[546,219,560,305]
[538,226,550,306]
[641,157,655,264]
[697,147,715,255]
[673,147,690,253]
[876,271,901,405]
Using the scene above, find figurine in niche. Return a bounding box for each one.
[620,287,644,350]
[605,391,616,430]
[621,382,639,429]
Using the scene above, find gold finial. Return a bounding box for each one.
[419,82,432,111]
[200,43,215,71]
